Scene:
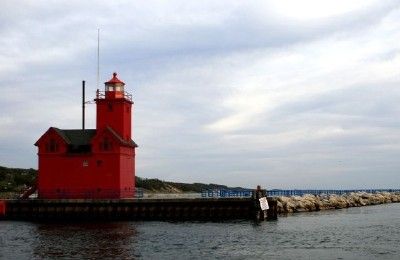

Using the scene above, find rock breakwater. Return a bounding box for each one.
[276,192,400,213]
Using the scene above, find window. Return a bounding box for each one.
[67,144,91,154]
[46,139,59,153]
[126,107,130,113]
[83,160,89,167]
[96,160,103,167]
[100,137,112,151]
[103,138,110,150]
[108,103,113,111]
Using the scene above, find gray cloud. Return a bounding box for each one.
[1,0,400,188]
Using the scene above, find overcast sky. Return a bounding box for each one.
[1,0,400,189]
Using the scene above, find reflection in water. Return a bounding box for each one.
[33,222,139,259]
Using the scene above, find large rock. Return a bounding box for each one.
[275,192,399,214]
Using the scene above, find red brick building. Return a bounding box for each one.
[35,73,137,199]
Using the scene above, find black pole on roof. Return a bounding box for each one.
[82,80,85,131]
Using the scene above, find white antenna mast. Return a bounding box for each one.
[97,28,100,90]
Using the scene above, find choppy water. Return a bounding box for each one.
[1,203,400,259]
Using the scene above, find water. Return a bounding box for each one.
[1,203,400,259]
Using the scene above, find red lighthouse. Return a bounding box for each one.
[35,73,137,199]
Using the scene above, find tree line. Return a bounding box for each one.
[1,165,243,194]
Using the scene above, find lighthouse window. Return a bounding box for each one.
[46,139,58,153]
[108,103,113,111]
[83,160,89,167]
[126,107,130,113]
[100,137,112,151]
[96,160,103,167]
[67,144,92,154]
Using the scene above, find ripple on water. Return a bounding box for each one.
[0,203,399,259]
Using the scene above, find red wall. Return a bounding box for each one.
[96,99,132,140]
[0,200,6,217]
[37,117,135,199]
[38,153,124,199]
[119,147,135,198]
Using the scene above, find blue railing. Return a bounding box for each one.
[267,189,400,197]
[201,189,253,198]
[135,188,144,198]
[201,189,400,198]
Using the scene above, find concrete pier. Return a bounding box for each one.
[0,197,277,221]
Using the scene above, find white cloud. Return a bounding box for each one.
[269,0,380,20]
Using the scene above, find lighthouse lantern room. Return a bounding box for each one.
[35,73,137,199]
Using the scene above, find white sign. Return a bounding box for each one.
[259,197,269,210]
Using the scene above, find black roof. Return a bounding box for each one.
[53,128,97,145]
[51,127,138,148]
[105,126,138,148]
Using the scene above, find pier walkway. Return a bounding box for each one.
[0,189,277,222]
